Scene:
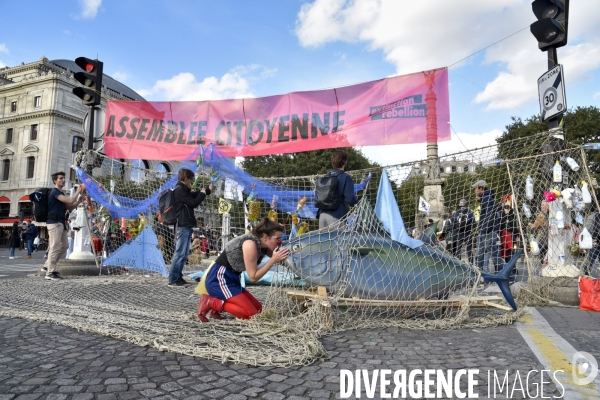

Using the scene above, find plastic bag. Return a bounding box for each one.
[579,276,600,312]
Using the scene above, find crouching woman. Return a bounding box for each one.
[198,218,289,322]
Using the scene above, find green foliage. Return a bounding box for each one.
[394,174,424,230]
[496,105,600,190]
[241,147,379,178]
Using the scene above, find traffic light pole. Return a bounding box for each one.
[547,47,559,130]
[88,106,95,150]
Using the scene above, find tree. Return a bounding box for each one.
[241,147,379,178]
[496,106,600,186]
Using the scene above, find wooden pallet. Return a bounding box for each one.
[286,287,512,311]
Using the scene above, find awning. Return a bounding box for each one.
[18,195,30,202]
[0,217,45,227]
[0,196,9,203]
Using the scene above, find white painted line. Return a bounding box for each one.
[516,307,600,399]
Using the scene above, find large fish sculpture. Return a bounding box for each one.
[283,222,521,310]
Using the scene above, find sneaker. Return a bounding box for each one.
[178,278,191,285]
[45,272,63,280]
[168,280,187,287]
[25,255,31,258]
[41,267,48,272]
[9,257,14,259]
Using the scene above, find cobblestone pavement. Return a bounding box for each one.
[1,307,599,399]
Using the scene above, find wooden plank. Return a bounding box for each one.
[285,290,508,309]
[317,286,333,330]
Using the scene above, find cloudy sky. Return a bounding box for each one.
[2,0,599,165]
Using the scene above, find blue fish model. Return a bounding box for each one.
[283,225,521,310]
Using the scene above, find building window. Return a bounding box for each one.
[5,128,13,144]
[72,136,85,153]
[34,96,41,108]
[131,159,149,182]
[156,163,170,179]
[30,124,38,141]
[439,167,444,174]
[19,202,32,218]
[26,156,35,179]
[457,166,463,173]
[70,169,77,182]
[10,101,17,113]
[0,203,9,217]
[451,165,456,173]
[445,166,452,173]
[469,165,475,172]
[2,160,9,181]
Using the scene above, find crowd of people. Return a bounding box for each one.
[409,179,597,276]
[32,150,598,322]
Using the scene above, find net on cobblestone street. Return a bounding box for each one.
[0,128,597,366]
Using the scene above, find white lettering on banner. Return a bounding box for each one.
[340,368,567,398]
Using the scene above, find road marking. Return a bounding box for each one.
[517,307,600,399]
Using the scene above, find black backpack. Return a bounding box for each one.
[29,188,52,223]
[456,210,470,230]
[314,171,342,210]
[158,189,178,225]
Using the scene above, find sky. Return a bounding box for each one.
[1,0,599,166]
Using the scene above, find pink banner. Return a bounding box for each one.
[104,68,449,160]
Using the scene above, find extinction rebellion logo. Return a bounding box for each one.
[369,95,427,120]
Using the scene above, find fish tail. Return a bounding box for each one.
[480,249,523,311]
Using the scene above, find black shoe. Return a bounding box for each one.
[168,280,186,287]
[45,272,63,281]
[178,278,191,285]
[41,267,48,272]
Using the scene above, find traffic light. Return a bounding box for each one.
[530,0,569,51]
[72,57,103,106]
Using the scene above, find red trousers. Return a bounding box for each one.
[223,290,262,319]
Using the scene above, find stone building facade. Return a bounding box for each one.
[0,57,176,239]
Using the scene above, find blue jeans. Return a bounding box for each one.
[27,239,33,256]
[476,232,505,273]
[9,247,15,257]
[584,246,600,275]
[453,232,474,263]
[169,226,192,284]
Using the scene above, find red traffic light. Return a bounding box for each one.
[85,63,94,72]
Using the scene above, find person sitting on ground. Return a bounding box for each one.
[197,218,289,322]
[190,232,201,254]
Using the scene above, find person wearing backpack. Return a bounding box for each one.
[451,199,475,263]
[168,168,212,287]
[43,171,85,280]
[315,150,358,229]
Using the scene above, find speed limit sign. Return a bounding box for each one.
[537,64,566,121]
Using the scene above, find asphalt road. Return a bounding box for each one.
[0,248,46,279]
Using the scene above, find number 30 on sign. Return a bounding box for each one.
[537,64,567,122]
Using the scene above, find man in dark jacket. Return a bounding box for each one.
[316,150,358,229]
[451,199,475,263]
[25,221,38,258]
[472,180,504,273]
[169,168,212,286]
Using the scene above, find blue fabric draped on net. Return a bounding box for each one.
[74,143,368,219]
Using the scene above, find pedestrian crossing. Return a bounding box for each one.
[0,262,41,277]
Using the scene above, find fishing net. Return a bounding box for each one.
[0,128,596,366]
